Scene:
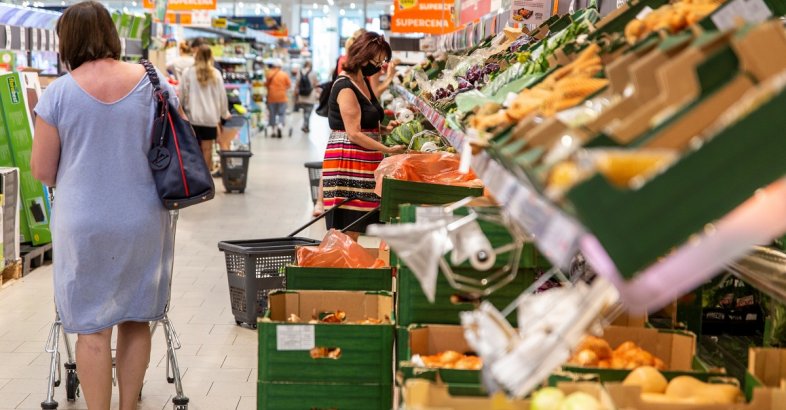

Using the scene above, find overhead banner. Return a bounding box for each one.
[232,16,289,37]
[456,0,491,25]
[143,0,216,11]
[392,0,459,35]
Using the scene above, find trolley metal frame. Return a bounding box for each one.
[41,210,189,410]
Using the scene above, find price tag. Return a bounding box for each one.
[276,325,315,351]
[539,213,582,268]
[711,0,772,31]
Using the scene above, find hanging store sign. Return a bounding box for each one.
[456,0,491,25]
[392,0,460,35]
[211,17,227,29]
[143,0,217,11]
[510,0,557,25]
[165,12,191,25]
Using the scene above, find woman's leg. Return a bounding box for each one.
[312,177,324,216]
[200,140,213,170]
[76,328,113,409]
[116,321,152,410]
[302,104,313,132]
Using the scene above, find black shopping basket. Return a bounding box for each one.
[304,161,323,205]
[217,197,380,328]
[219,150,253,193]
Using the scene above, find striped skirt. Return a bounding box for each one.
[322,130,383,213]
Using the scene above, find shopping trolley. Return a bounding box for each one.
[41,210,189,410]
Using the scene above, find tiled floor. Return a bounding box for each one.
[0,113,329,409]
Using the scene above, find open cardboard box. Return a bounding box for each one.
[559,326,719,382]
[403,379,613,410]
[607,383,786,410]
[258,290,395,385]
[745,347,786,400]
[397,325,485,395]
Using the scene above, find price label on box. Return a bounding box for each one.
[276,325,315,351]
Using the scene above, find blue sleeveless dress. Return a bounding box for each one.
[34,70,177,334]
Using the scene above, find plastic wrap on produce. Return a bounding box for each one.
[373,152,483,196]
[296,229,387,269]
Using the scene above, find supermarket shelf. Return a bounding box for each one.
[216,57,247,65]
[394,84,585,269]
[394,84,786,314]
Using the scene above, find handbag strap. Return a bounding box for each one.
[140,59,169,148]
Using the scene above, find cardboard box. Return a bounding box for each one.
[402,380,613,410]
[397,324,485,396]
[607,383,786,410]
[402,379,529,410]
[746,348,786,400]
[258,290,395,385]
[559,326,717,382]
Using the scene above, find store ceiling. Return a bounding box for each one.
[14,0,393,13]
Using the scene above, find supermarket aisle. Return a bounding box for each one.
[0,114,330,410]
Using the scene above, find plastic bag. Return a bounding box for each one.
[296,229,387,269]
[373,152,483,196]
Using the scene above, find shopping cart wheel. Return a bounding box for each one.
[65,365,79,401]
[167,376,175,383]
[173,396,189,410]
[235,320,243,326]
[40,402,58,410]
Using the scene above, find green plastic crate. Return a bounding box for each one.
[258,290,395,385]
[257,381,393,410]
[379,177,484,222]
[285,266,393,292]
[397,266,534,326]
[398,204,549,269]
[566,79,786,279]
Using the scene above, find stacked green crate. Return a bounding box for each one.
[285,266,393,292]
[378,177,484,222]
[393,204,544,396]
[257,290,395,409]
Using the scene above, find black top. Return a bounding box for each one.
[328,76,384,131]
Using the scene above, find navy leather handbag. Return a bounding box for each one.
[141,60,215,210]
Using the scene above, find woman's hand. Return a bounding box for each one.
[384,120,400,133]
[385,145,406,155]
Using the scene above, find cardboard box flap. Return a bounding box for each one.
[268,290,393,323]
[748,347,786,388]
[607,383,786,409]
[402,379,530,410]
[409,325,473,357]
[732,20,786,82]
[600,326,696,371]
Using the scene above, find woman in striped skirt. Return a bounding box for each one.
[323,32,405,238]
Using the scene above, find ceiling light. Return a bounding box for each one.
[131,0,137,5]
[312,2,317,8]
[60,0,65,4]
[123,6,128,12]
[339,8,345,15]
[350,2,355,8]
[238,2,244,8]
[323,4,329,13]
[389,4,394,12]
[327,0,334,5]
[274,7,281,13]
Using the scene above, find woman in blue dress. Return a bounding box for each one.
[31,2,177,408]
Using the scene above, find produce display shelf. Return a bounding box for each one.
[395,85,585,269]
[394,85,786,314]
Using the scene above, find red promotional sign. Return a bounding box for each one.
[458,0,491,25]
[391,0,460,35]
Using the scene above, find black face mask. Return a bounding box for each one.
[361,63,382,77]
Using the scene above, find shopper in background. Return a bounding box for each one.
[336,28,366,74]
[180,45,230,174]
[295,60,319,133]
[323,32,405,239]
[30,2,177,409]
[167,41,194,82]
[265,58,291,138]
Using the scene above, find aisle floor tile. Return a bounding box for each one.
[0,117,330,408]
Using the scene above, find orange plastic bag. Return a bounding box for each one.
[373,152,483,196]
[297,229,387,269]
